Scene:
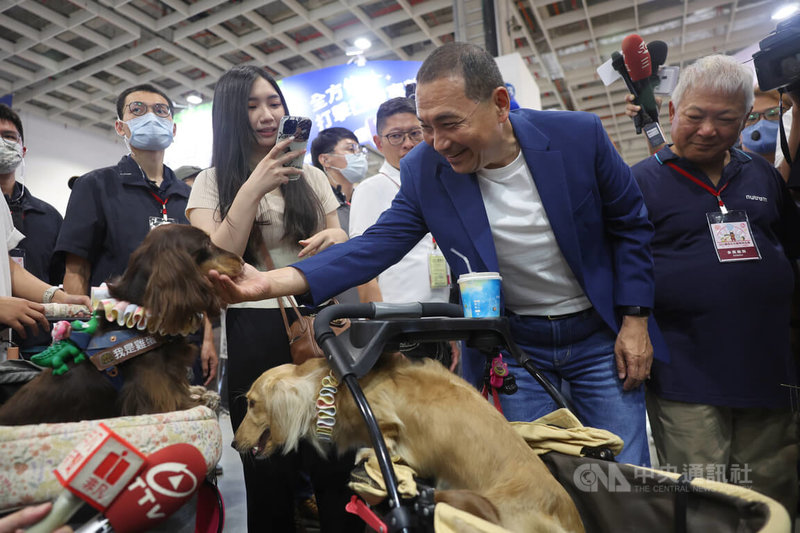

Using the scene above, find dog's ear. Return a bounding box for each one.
[143,246,218,336]
[264,373,318,453]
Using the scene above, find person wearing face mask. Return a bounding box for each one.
[310,127,368,219]
[55,84,189,295]
[0,104,66,356]
[740,88,790,165]
[0,105,88,357]
[0,105,63,288]
[309,127,376,305]
[54,85,217,385]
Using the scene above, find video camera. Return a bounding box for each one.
[753,12,800,92]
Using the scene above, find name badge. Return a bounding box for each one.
[149,216,177,230]
[706,210,761,262]
[429,253,450,289]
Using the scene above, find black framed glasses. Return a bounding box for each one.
[745,106,780,125]
[126,101,172,118]
[382,129,424,146]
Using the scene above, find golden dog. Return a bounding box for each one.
[235,355,585,533]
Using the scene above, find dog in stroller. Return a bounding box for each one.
[0,224,243,425]
[235,353,585,533]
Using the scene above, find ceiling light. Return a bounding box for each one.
[354,37,372,50]
[186,94,202,105]
[772,3,799,20]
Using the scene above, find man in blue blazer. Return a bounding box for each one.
[210,43,664,466]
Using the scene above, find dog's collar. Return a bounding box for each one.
[316,371,339,442]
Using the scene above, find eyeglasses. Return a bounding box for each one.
[331,143,367,156]
[382,128,424,146]
[745,106,780,125]
[126,101,172,118]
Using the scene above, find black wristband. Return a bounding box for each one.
[619,305,651,317]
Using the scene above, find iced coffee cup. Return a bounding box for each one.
[457,272,502,318]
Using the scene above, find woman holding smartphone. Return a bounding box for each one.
[186,65,355,531]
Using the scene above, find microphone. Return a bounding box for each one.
[622,34,660,124]
[647,40,668,74]
[27,423,147,533]
[74,443,207,533]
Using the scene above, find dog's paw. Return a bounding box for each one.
[188,385,221,412]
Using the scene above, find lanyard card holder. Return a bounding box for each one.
[706,210,761,262]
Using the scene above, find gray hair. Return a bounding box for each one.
[671,54,754,113]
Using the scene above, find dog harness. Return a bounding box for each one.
[31,297,163,389]
[316,371,339,442]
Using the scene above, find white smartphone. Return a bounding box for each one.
[276,116,312,170]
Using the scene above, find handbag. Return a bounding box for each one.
[256,236,348,365]
[277,297,349,365]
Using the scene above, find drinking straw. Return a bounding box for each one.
[450,248,473,273]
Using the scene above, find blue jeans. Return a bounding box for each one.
[462,308,650,466]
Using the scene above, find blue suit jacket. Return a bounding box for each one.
[296,108,667,361]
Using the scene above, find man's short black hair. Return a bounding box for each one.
[376,97,417,135]
[0,104,23,143]
[310,127,358,170]
[417,42,504,102]
[115,84,174,119]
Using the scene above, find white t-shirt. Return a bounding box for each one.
[1,202,24,355]
[186,163,339,309]
[477,150,590,316]
[1,201,23,297]
[349,161,450,303]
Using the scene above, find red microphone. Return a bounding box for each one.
[27,423,147,533]
[621,34,659,124]
[622,34,652,81]
[74,443,207,533]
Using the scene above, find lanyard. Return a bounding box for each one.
[379,171,401,190]
[149,191,169,220]
[666,162,729,214]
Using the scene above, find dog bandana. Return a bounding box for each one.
[316,371,339,442]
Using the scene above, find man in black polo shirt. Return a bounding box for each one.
[56,84,190,295]
[630,54,800,517]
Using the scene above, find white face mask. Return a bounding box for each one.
[121,113,174,151]
[331,152,368,183]
[0,138,23,174]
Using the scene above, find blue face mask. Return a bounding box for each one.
[124,113,174,151]
[741,119,779,155]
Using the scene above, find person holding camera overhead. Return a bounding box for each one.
[185,65,358,532]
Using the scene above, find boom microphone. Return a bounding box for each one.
[74,443,207,533]
[622,34,660,124]
[27,424,146,533]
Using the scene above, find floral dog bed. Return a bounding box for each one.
[0,405,221,510]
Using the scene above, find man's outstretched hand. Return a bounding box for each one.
[208,263,271,305]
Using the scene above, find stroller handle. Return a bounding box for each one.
[313,302,462,340]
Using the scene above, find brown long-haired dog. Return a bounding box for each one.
[235,355,585,533]
[0,224,243,425]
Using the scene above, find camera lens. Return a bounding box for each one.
[283,120,297,134]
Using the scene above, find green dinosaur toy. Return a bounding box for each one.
[31,314,100,376]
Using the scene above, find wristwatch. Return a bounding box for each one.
[619,305,651,317]
[42,286,62,304]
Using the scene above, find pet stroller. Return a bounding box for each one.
[311,302,790,533]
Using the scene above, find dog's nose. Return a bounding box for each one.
[230,440,239,450]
